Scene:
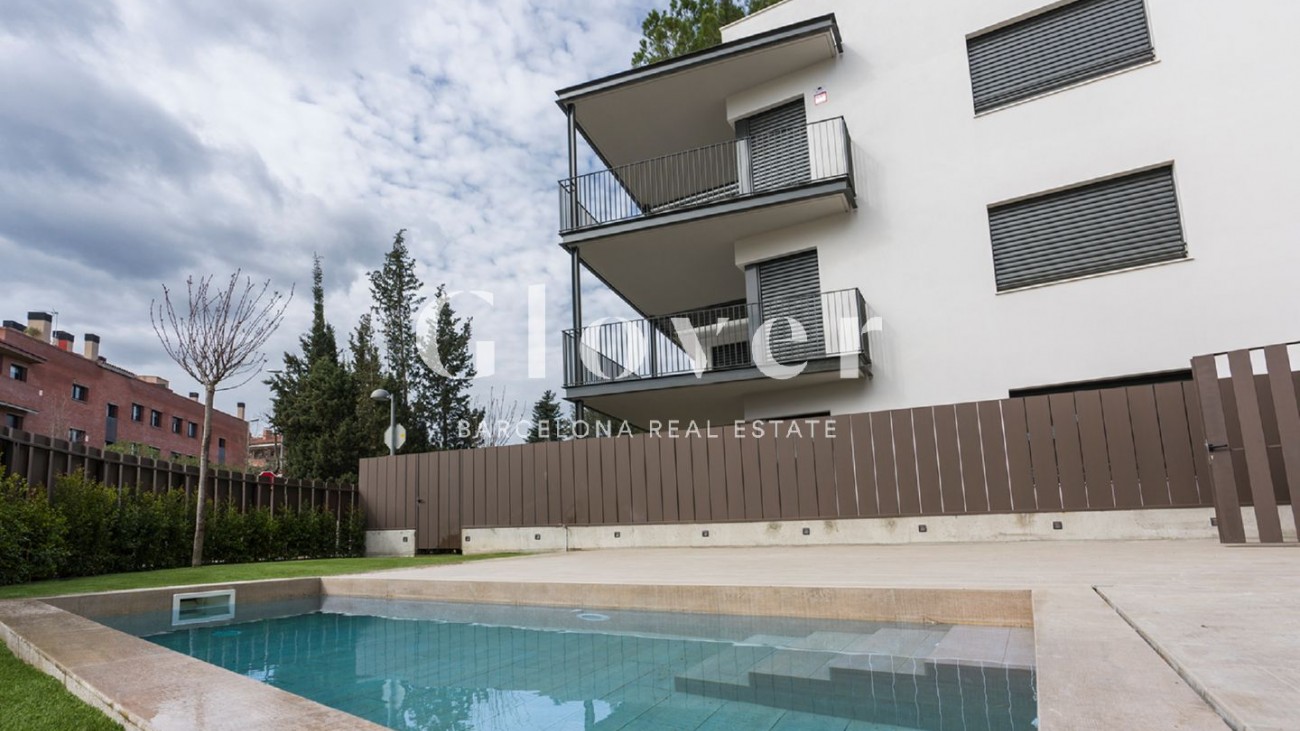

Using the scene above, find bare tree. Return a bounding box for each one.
[474,387,523,447]
[152,272,292,566]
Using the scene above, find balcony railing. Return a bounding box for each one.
[559,117,853,233]
[563,289,868,388]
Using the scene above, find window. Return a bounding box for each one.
[736,99,810,193]
[3,413,22,430]
[131,403,144,422]
[988,166,1186,291]
[68,428,87,443]
[752,250,824,363]
[106,404,118,419]
[217,438,227,465]
[171,416,182,434]
[71,383,89,401]
[9,363,27,381]
[150,410,162,428]
[187,422,198,439]
[968,0,1155,113]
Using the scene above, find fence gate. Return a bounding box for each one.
[1191,342,1300,543]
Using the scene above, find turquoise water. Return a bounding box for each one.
[140,599,1036,731]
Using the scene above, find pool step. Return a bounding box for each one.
[675,652,1037,730]
[672,626,1038,730]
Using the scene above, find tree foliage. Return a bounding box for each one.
[421,285,485,451]
[269,256,359,481]
[269,229,491,480]
[526,390,568,443]
[631,0,783,67]
[369,230,431,452]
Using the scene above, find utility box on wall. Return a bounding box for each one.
[365,529,416,558]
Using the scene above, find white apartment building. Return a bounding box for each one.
[557,0,1300,428]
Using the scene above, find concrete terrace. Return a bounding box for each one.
[348,540,1299,731]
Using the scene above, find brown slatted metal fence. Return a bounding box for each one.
[1192,342,1300,543]
[0,425,358,518]
[360,383,1216,552]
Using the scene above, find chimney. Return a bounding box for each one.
[54,330,74,352]
[3,320,23,331]
[189,392,199,401]
[138,375,170,389]
[83,333,100,361]
[237,402,246,420]
[27,312,52,342]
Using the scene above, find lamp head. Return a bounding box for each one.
[370,389,391,402]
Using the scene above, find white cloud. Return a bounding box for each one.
[0,0,653,429]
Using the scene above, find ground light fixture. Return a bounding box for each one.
[370,388,396,455]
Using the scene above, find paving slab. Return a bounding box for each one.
[1034,588,1228,731]
[1100,585,1298,731]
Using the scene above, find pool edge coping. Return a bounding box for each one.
[0,575,1229,731]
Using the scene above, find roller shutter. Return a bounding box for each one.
[989,166,1187,291]
[968,0,1155,114]
[757,251,824,363]
[740,100,810,193]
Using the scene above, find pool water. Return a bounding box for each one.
[140,598,1036,731]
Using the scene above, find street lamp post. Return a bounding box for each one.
[371,389,396,456]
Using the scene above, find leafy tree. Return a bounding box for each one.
[526,390,568,443]
[632,0,783,67]
[269,256,357,481]
[420,285,484,450]
[369,229,430,452]
[151,272,291,566]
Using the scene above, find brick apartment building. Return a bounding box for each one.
[0,312,249,465]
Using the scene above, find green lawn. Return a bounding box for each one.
[0,553,516,601]
[0,642,120,731]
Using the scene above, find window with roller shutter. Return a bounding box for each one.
[756,250,824,364]
[988,165,1187,291]
[737,100,810,193]
[968,0,1155,114]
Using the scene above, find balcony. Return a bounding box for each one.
[564,288,869,391]
[560,117,854,236]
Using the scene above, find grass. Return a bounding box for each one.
[0,553,517,601]
[0,643,119,731]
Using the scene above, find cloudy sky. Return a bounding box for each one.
[0,0,658,433]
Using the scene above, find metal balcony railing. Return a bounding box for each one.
[559,117,853,233]
[563,289,868,388]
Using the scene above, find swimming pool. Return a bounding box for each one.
[133,597,1036,730]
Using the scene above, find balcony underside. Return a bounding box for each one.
[569,356,867,427]
[570,180,853,316]
[557,15,841,172]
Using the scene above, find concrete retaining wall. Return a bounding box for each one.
[365,529,416,557]
[461,506,1295,554]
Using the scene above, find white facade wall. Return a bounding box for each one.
[717,0,1300,420]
